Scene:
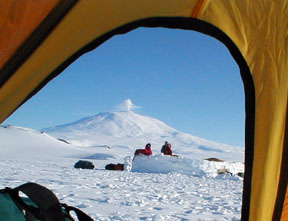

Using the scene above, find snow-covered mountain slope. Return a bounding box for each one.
[0,125,95,160]
[44,111,176,137]
[42,111,244,162]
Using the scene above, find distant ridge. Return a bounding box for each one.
[42,111,244,162]
[43,111,177,137]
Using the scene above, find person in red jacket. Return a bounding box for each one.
[161,141,173,156]
[134,143,153,158]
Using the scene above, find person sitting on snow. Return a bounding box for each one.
[161,141,173,156]
[134,143,153,157]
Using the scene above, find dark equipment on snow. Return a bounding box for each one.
[105,163,124,171]
[74,160,94,169]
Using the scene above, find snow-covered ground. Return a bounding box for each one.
[0,111,245,220]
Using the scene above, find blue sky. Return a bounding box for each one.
[3,27,245,147]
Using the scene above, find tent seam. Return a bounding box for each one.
[191,0,205,18]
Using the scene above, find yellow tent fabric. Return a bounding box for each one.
[0,0,287,220]
[0,0,60,69]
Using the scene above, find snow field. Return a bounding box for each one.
[0,157,242,220]
[0,114,244,220]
